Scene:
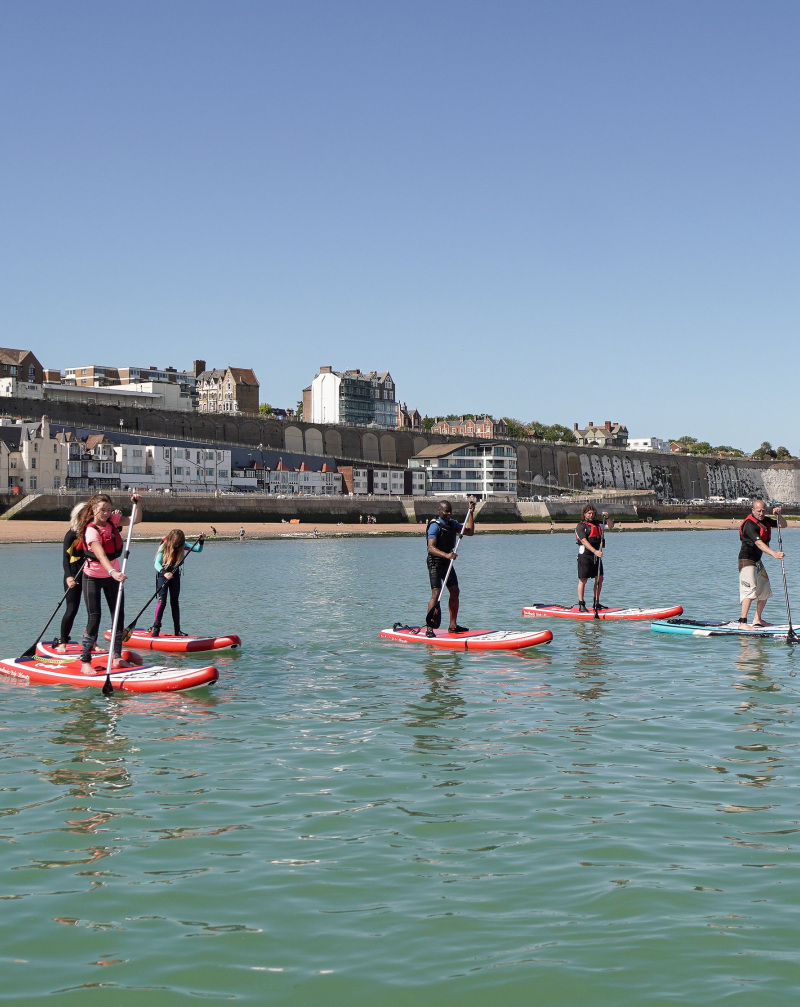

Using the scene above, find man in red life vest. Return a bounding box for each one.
[738,497,786,627]
[576,503,614,612]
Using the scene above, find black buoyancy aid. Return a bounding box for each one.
[427,517,458,553]
[740,513,771,546]
[79,521,124,561]
[576,520,603,546]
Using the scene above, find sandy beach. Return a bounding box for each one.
[0,516,786,544]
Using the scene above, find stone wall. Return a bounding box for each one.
[4,395,799,501]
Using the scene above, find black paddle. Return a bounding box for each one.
[426,504,473,630]
[20,561,86,659]
[775,517,798,645]
[102,500,139,696]
[120,533,204,642]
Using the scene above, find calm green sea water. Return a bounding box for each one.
[2,529,800,1006]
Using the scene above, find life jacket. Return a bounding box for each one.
[427,517,459,553]
[739,513,771,546]
[576,520,603,547]
[78,520,123,561]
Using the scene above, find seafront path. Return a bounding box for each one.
[0,517,790,545]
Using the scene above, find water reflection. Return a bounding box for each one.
[569,623,611,702]
[405,655,467,747]
[47,697,132,798]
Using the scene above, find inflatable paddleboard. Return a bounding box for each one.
[652,618,797,638]
[36,640,144,665]
[523,603,683,621]
[0,655,219,692]
[104,629,241,653]
[380,625,553,651]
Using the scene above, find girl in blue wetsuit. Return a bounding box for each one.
[150,529,205,637]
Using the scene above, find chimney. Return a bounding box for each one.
[320,366,332,374]
[573,422,578,431]
[605,420,611,431]
[193,359,206,377]
[588,421,593,428]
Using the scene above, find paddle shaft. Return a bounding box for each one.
[104,501,139,686]
[593,520,606,617]
[776,520,797,643]
[20,561,86,659]
[122,534,204,639]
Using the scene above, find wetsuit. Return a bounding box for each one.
[152,540,204,634]
[576,519,604,580]
[59,528,84,645]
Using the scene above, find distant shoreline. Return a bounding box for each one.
[1,517,793,545]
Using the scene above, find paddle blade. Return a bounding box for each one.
[102,676,114,696]
[121,627,133,643]
[19,644,36,659]
[426,603,442,629]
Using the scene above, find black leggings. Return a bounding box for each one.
[81,576,124,662]
[59,575,83,645]
[153,572,182,632]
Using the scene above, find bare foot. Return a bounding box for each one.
[113,658,135,669]
[80,663,96,676]
[55,643,67,654]
[751,621,773,628]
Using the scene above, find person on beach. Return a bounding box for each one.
[150,529,205,637]
[576,503,614,612]
[76,493,141,675]
[738,498,786,627]
[56,502,87,652]
[426,499,475,635]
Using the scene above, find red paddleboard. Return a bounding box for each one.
[104,629,241,653]
[380,625,553,651]
[36,640,144,665]
[0,655,219,693]
[522,603,683,621]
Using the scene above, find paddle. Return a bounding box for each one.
[19,561,86,659]
[102,500,139,696]
[593,513,607,620]
[775,517,798,645]
[120,533,204,642]
[426,504,473,630]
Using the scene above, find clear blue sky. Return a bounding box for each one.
[2,0,798,453]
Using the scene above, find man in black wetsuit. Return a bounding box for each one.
[426,499,475,634]
[575,503,614,612]
[738,497,786,627]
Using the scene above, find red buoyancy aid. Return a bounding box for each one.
[576,520,603,544]
[79,520,124,561]
[740,513,771,546]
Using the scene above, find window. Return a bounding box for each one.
[175,449,183,459]
[132,449,142,458]
[31,458,36,469]
[175,467,183,475]
[29,476,36,489]
[55,460,59,470]
[54,443,58,452]
[34,442,38,452]
[219,470,228,477]
[206,468,214,476]
[54,476,60,489]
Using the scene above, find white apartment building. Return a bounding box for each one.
[115,445,233,491]
[308,366,397,426]
[346,467,427,496]
[628,437,671,452]
[409,442,518,499]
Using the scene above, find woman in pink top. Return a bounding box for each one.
[75,493,141,675]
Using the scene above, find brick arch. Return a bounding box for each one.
[285,426,304,453]
[306,427,324,456]
[380,434,397,464]
[325,430,342,456]
[413,436,429,455]
[363,432,380,462]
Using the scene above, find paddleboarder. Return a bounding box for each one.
[75,493,142,675]
[56,501,88,652]
[426,499,475,634]
[738,498,786,627]
[576,503,614,613]
[150,529,205,637]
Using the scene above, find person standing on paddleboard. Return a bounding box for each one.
[56,501,88,652]
[738,497,786,627]
[150,529,205,637]
[426,499,475,634]
[75,493,141,676]
[576,503,614,613]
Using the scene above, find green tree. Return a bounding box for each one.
[751,441,777,460]
[502,417,532,440]
[776,445,795,460]
[259,403,273,416]
[420,415,435,432]
[295,400,303,420]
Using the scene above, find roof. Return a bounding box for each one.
[228,367,259,386]
[412,441,485,459]
[0,348,37,366]
[0,427,22,450]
